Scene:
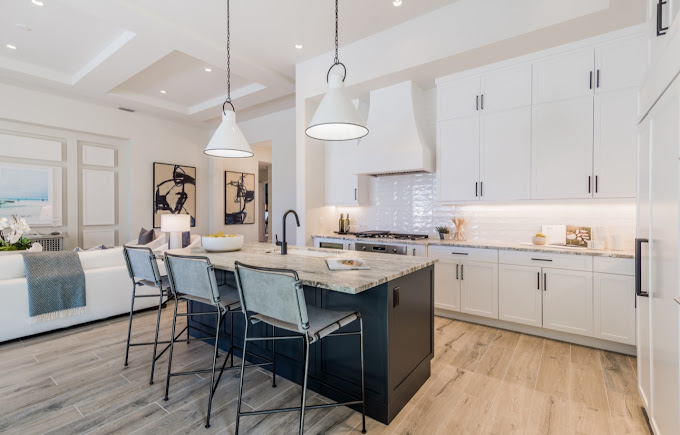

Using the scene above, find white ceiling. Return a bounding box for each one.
[0,0,455,126]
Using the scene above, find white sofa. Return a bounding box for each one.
[0,247,159,342]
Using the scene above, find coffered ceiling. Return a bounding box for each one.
[0,0,455,126]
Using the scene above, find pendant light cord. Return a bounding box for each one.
[334,0,339,64]
[327,0,346,82]
[223,0,234,114]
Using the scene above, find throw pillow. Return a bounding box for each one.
[74,245,108,252]
[182,231,191,248]
[138,227,155,245]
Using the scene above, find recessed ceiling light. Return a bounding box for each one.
[295,44,303,50]
[393,0,403,6]
[31,0,44,6]
[6,44,17,50]
[160,90,167,94]
[16,24,32,32]
[204,68,212,72]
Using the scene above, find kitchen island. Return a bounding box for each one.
[170,243,436,425]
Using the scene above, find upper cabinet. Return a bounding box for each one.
[325,140,370,206]
[436,29,646,203]
[533,48,595,104]
[594,37,647,93]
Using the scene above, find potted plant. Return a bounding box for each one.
[435,226,450,240]
[0,216,41,252]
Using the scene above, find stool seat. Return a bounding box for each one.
[253,306,358,343]
[180,284,241,311]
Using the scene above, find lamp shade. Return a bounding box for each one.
[204,111,253,158]
[306,73,368,141]
[161,214,191,233]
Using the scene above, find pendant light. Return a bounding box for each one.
[305,0,368,141]
[204,0,253,158]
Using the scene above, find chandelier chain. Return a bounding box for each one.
[334,0,339,64]
[226,0,231,103]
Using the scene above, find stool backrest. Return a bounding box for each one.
[234,262,309,332]
[123,246,162,286]
[164,253,221,305]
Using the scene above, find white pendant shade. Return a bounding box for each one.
[306,73,368,141]
[204,111,253,158]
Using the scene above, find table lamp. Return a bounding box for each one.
[161,214,191,250]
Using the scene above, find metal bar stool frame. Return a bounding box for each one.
[233,261,367,435]
[122,246,190,385]
[162,253,276,429]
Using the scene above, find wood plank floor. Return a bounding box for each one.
[0,309,650,434]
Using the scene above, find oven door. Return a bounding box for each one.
[355,242,407,255]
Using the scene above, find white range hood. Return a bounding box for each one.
[356,81,434,175]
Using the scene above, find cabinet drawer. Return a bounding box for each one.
[428,246,498,263]
[499,250,593,271]
[593,257,634,275]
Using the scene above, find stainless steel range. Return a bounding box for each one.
[353,231,428,255]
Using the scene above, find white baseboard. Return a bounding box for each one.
[435,308,636,356]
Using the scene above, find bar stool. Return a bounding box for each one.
[122,246,189,385]
[233,261,367,435]
[163,253,274,428]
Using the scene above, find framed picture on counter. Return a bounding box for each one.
[225,171,255,225]
[153,162,196,228]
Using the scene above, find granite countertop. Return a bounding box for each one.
[312,234,634,259]
[167,242,436,295]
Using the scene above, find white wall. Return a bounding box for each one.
[0,82,211,246]
[237,108,296,244]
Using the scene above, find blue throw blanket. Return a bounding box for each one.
[22,252,86,323]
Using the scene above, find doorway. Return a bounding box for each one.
[258,162,272,243]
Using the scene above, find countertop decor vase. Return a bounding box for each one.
[452,218,466,241]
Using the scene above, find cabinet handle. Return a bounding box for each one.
[456,263,459,280]
[635,238,649,298]
[461,264,464,280]
[476,95,479,111]
[475,182,478,197]
[531,258,553,262]
[355,188,357,201]
[596,69,600,88]
[595,176,598,193]
[450,252,469,255]
[480,181,483,197]
[537,272,541,290]
[589,71,593,89]
[544,273,547,291]
[412,248,416,256]
[481,94,484,110]
[658,0,669,36]
[393,286,400,308]
[588,176,591,194]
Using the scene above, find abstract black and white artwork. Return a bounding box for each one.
[225,171,255,225]
[153,163,196,228]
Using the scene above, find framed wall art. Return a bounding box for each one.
[0,163,62,226]
[153,162,196,228]
[225,171,255,225]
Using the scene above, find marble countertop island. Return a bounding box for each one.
[169,242,436,294]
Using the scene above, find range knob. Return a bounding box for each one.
[393,248,397,253]
[362,246,367,251]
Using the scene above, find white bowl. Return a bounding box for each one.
[532,236,547,245]
[202,235,244,252]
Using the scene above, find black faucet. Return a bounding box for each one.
[277,209,300,255]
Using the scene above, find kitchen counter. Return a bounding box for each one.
[170,242,436,294]
[173,242,435,424]
[313,234,634,259]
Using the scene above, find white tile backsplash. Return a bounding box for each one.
[346,173,636,249]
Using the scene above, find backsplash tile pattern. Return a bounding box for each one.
[368,173,636,249]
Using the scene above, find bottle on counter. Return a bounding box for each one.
[339,214,345,233]
[345,214,351,233]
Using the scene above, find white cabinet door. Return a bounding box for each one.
[498,264,543,327]
[434,260,461,312]
[460,260,498,319]
[437,117,480,202]
[594,273,636,345]
[542,268,594,337]
[594,36,647,93]
[325,141,359,206]
[438,75,481,120]
[593,89,638,199]
[533,48,594,104]
[480,107,531,200]
[531,97,594,199]
[481,63,532,113]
